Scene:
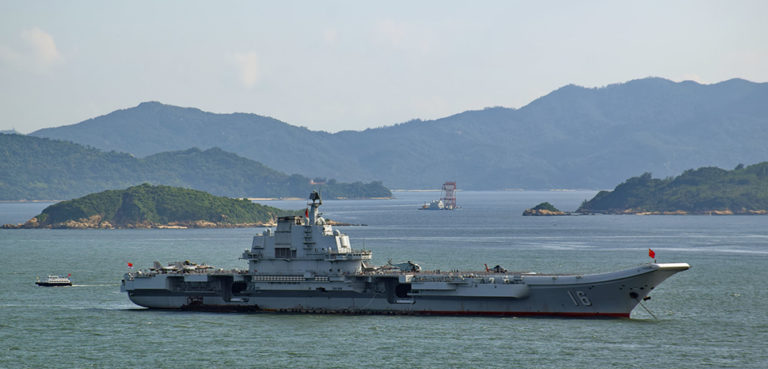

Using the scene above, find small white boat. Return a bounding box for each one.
[35,274,72,287]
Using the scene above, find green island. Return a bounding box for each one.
[2,184,298,229]
[522,202,567,216]
[577,162,768,215]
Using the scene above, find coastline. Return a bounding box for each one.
[580,209,768,215]
[2,219,278,230]
[0,200,61,203]
[2,217,364,230]
[1,196,393,203]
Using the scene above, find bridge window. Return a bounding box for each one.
[275,248,291,258]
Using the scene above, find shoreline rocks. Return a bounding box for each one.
[2,217,278,229]
[522,208,569,216]
[578,208,767,215]
[1,217,368,230]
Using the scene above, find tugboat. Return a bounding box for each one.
[36,274,72,287]
[122,191,690,318]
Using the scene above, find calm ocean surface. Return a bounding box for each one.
[1,190,767,368]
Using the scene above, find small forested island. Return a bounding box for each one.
[522,202,568,216]
[2,184,297,229]
[577,162,768,215]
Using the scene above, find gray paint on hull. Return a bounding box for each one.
[126,266,681,317]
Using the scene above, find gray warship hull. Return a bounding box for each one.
[121,191,689,318]
[122,263,689,318]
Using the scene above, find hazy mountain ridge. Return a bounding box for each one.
[30,77,768,189]
[0,134,390,200]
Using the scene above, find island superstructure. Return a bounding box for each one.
[122,191,690,317]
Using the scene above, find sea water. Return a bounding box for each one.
[1,191,766,368]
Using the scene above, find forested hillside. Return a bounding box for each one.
[0,134,390,200]
[577,163,768,214]
[13,184,295,229]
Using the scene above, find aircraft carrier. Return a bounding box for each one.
[121,191,690,318]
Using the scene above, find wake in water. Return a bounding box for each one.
[70,284,120,287]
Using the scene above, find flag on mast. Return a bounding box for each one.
[127,262,134,268]
[648,249,656,259]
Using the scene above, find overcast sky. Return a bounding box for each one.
[1,1,766,133]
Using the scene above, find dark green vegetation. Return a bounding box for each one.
[0,134,391,200]
[19,184,293,228]
[522,202,567,216]
[532,202,561,212]
[32,78,768,189]
[577,163,768,214]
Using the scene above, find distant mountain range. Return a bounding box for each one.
[0,134,390,201]
[31,77,768,189]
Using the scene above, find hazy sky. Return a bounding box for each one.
[1,1,766,133]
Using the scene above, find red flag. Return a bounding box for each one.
[305,208,309,218]
[127,262,134,268]
[67,273,71,277]
[648,249,656,259]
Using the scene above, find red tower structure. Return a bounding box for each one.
[440,181,457,210]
